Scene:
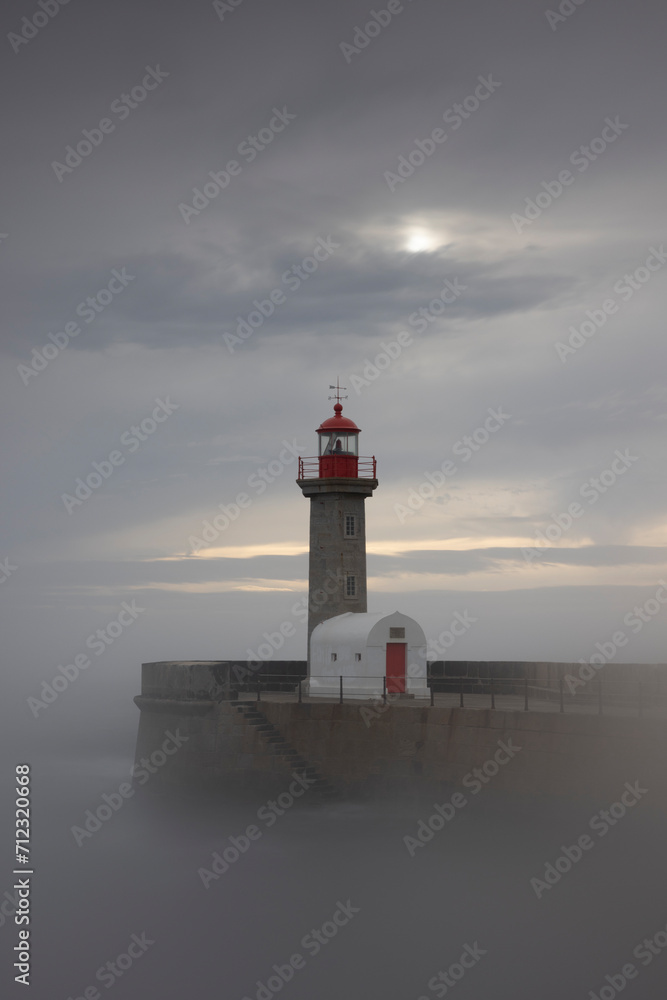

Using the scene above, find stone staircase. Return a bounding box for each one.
[232,702,338,798]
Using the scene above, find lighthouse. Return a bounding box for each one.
[297,383,378,653]
[297,384,429,699]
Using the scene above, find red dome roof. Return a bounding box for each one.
[317,403,360,433]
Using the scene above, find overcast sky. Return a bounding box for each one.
[2,0,667,708]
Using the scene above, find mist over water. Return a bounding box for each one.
[2,724,665,1000]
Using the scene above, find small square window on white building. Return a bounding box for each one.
[344,514,357,537]
[345,575,357,598]
[331,652,337,662]
[355,653,361,661]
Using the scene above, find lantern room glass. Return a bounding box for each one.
[319,431,359,456]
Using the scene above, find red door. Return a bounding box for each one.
[386,643,406,694]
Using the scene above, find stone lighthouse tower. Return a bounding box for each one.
[297,384,378,654]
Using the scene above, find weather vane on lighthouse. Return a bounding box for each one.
[328,379,348,406]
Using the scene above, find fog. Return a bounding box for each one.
[1,725,666,999]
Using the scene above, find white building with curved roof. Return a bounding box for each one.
[307,610,429,699]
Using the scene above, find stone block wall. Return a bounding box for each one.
[133,694,297,794]
[257,701,667,803]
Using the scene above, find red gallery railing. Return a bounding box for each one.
[297,456,377,479]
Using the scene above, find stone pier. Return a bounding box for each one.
[134,661,667,803]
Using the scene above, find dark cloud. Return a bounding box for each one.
[1,0,667,679]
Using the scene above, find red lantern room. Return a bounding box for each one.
[297,383,377,480]
[317,403,360,477]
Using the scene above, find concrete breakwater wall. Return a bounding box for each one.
[430,660,667,700]
[134,662,667,802]
[136,659,667,689]
[134,663,302,795]
[435,660,667,685]
[257,701,667,802]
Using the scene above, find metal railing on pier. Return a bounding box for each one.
[231,673,666,719]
